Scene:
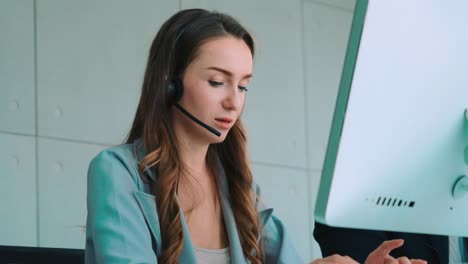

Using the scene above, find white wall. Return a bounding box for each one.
[0,0,355,260]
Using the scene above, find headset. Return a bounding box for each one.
[166,15,222,137]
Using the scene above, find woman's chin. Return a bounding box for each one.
[206,130,228,144]
[210,135,227,144]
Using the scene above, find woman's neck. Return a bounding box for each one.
[177,137,211,179]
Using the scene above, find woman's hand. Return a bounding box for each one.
[365,239,427,264]
[309,239,428,264]
[310,254,359,264]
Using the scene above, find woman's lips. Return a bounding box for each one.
[214,118,233,129]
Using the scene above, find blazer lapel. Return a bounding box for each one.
[217,166,248,264]
[216,161,274,263]
[255,185,274,235]
[133,191,200,264]
[133,190,162,257]
[134,140,198,263]
[177,200,198,264]
[258,209,273,235]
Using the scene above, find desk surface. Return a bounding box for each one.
[0,245,84,264]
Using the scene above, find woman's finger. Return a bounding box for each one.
[383,258,399,264]
[366,239,405,264]
[396,257,411,264]
[310,254,359,264]
[409,259,427,264]
[375,239,405,257]
[309,261,339,264]
[327,254,359,264]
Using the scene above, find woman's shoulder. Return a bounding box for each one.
[88,141,146,191]
[90,143,137,170]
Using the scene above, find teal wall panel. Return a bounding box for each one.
[38,138,105,249]
[0,133,37,246]
[0,0,36,135]
[36,0,179,145]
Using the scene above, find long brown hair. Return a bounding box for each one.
[125,9,262,263]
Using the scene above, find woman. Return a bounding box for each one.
[85,8,427,264]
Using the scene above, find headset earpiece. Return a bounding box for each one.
[167,14,204,106]
[167,77,184,105]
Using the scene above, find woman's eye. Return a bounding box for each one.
[208,80,223,87]
[238,86,249,92]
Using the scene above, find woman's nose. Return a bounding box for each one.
[223,87,244,111]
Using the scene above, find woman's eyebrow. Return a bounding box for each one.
[206,66,252,79]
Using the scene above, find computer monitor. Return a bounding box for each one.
[314,0,468,237]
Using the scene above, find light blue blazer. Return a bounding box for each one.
[85,139,304,263]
